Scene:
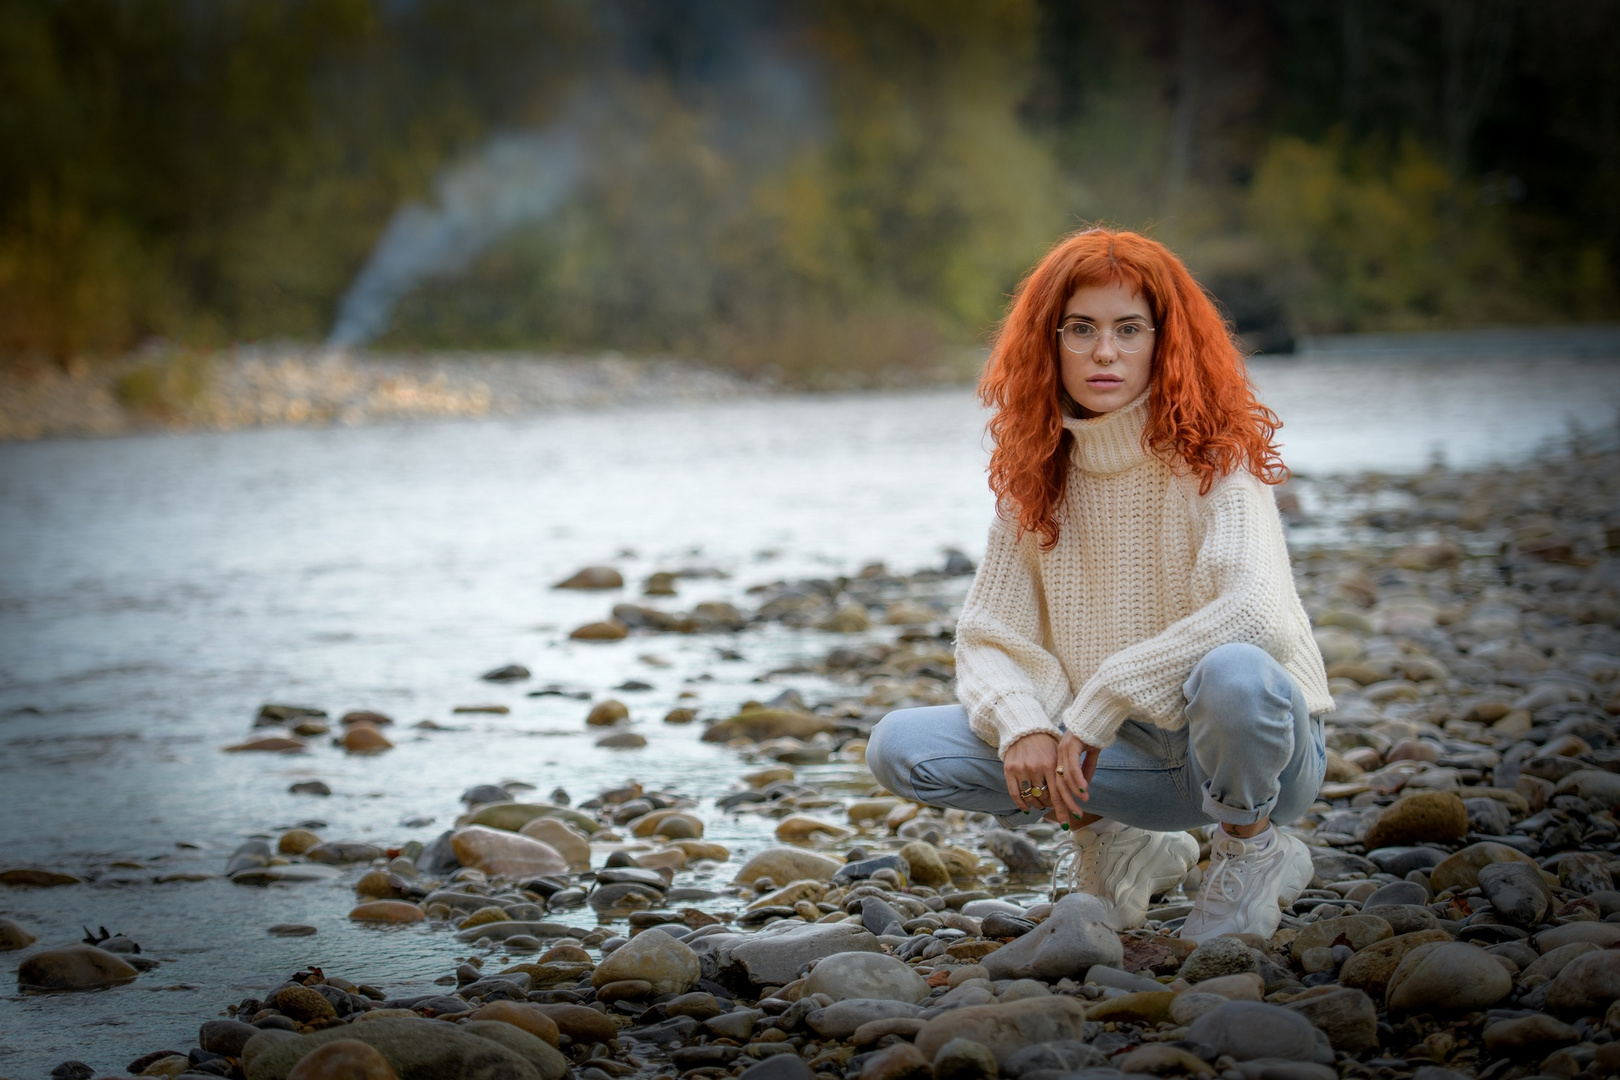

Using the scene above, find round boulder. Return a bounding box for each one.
[1546,949,1620,1016]
[1185,1001,1321,1062]
[1363,791,1468,850]
[1386,941,1511,1012]
[591,928,699,997]
[16,945,138,992]
[285,1039,399,1080]
[450,826,568,879]
[804,951,930,1004]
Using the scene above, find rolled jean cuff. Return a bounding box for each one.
[1200,781,1278,826]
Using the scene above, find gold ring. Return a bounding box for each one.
[1026,785,1046,799]
[1055,766,1065,775]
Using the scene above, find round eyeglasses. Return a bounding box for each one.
[1056,321,1156,355]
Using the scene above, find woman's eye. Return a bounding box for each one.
[1117,324,1142,337]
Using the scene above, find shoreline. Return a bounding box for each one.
[0,347,990,445]
[0,349,770,444]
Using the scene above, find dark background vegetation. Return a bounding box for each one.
[2,0,1616,384]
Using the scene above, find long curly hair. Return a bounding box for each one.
[980,227,1286,548]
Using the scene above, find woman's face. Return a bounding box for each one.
[1057,280,1155,417]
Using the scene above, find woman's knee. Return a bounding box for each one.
[1184,643,1293,733]
[865,710,908,793]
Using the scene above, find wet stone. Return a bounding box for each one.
[17,945,139,992]
[803,951,929,1003]
[979,892,1122,981]
[1186,1002,1322,1063]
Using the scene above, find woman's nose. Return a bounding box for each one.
[1094,330,1119,363]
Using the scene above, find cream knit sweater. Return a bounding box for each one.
[955,393,1332,757]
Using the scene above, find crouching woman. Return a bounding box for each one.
[867,228,1332,942]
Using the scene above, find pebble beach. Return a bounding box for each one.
[4,421,1619,1080]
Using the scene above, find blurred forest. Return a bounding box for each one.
[2,0,1617,385]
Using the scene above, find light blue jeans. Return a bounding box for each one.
[867,643,1326,831]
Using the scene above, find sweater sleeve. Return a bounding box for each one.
[1060,474,1296,748]
[953,516,1069,758]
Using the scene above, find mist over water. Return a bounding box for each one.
[1,356,1618,1073]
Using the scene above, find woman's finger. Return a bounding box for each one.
[1052,737,1085,817]
[1004,764,1029,813]
[1080,741,1101,788]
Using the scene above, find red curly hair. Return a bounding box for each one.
[982,228,1286,548]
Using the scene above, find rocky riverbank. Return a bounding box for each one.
[0,348,769,442]
[3,440,1619,1080]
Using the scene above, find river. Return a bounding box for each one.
[1,353,1618,1076]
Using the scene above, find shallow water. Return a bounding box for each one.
[1,355,1618,1075]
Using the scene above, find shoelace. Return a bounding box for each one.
[1196,837,1251,910]
[1049,833,1102,898]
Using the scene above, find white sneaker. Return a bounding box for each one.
[1181,828,1314,944]
[1052,825,1198,931]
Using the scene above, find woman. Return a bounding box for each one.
[867,228,1332,943]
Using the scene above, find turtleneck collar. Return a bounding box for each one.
[1061,391,1154,474]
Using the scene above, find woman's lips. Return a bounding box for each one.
[1086,375,1123,387]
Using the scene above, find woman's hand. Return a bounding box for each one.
[1053,732,1101,822]
[1002,732,1060,816]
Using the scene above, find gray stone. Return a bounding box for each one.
[1180,936,1259,983]
[1310,849,1378,880]
[1364,847,1445,877]
[1170,992,1228,1025]
[199,1020,262,1057]
[460,1021,570,1080]
[1002,1041,1109,1079]
[1360,881,1429,909]
[861,896,907,937]
[1234,1062,1336,1080]
[1186,1001,1320,1062]
[807,999,925,1040]
[1410,1068,1474,1080]
[1546,948,1620,1016]
[1482,1014,1580,1056]
[997,979,1051,1002]
[1386,942,1512,1011]
[983,830,1045,875]
[979,892,1122,981]
[1534,922,1620,952]
[722,921,885,990]
[1557,852,1615,895]
[1521,941,1599,983]
[1478,862,1553,928]
[1464,797,1513,837]
[738,1055,814,1080]
[933,1038,1000,1080]
[914,997,1091,1068]
[701,1008,761,1042]
[1554,769,1620,804]
[1083,966,1162,993]
[1284,988,1379,1053]
[805,952,929,1004]
[244,1016,545,1080]
[1358,904,1440,935]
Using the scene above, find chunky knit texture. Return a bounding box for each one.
[955,392,1333,757]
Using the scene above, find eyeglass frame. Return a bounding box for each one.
[1054,319,1157,355]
